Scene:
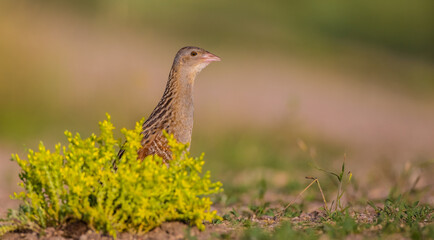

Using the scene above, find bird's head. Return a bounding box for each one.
[173,46,221,76]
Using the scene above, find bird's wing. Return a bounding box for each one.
[114,115,159,165]
[112,143,125,170]
[138,128,172,163]
[114,123,171,169]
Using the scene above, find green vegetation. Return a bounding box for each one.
[0,114,431,239]
[208,149,433,240]
[216,170,432,240]
[235,197,433,240]
[0,116,432,239]
[0,115,222,237]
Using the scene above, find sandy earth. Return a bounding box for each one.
[0,148,20,216]
[2,221,233,240]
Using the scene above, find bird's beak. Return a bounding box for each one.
[201,52,221,63]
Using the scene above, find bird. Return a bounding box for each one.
[117,46,220,165]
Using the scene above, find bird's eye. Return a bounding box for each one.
[190,51,197,56]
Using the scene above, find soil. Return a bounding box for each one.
[1,221,230,240]
[2,211,381,240]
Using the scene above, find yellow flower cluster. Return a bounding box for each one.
[5,114,222,237]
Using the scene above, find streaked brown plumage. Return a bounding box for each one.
[118,46,220,165]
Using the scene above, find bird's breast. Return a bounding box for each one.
[170,98,194,145]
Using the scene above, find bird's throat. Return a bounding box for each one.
[162,68,195,145]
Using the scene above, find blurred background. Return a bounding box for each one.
[1,0,433,212]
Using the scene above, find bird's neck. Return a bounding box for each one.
[160,66,196,143]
